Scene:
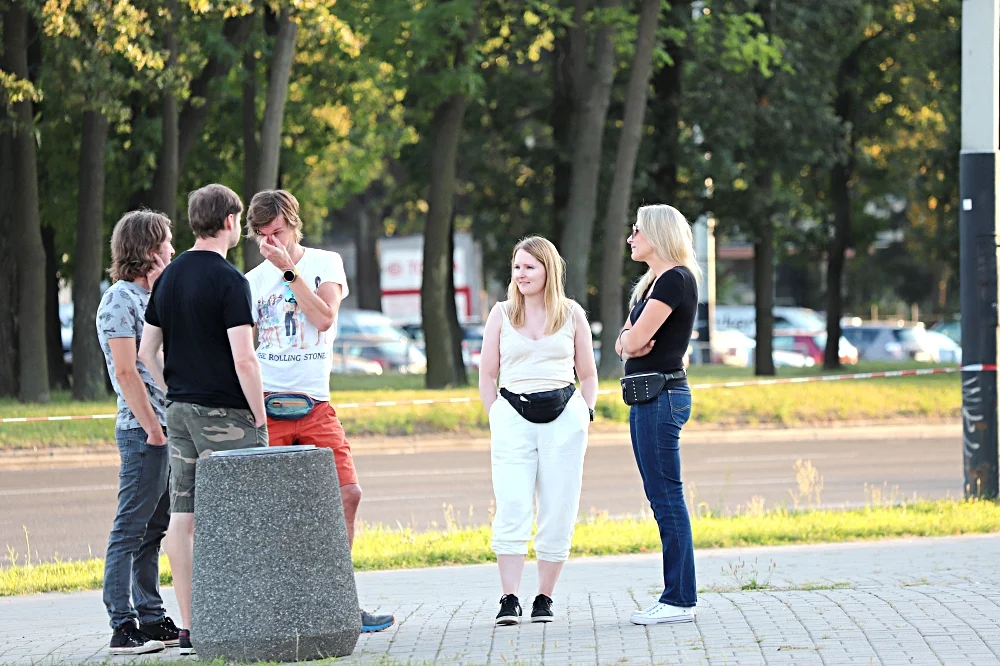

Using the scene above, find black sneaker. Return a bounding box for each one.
[138,615,180,647]
[495,594,522,626]
[109,621,166,655]
[361,609,396,633]
[178,628,195,656]
[531,594,554,623]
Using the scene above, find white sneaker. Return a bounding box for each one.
[630,602,695,625]
[629,602,661,623]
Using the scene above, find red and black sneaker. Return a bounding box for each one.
[138,615,180,647]
[109,620,165,655]
[178,628,195,656]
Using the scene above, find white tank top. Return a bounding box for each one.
[498,301,576,394]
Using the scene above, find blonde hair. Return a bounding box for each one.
[506,236,572,335]
[629,204,702,307]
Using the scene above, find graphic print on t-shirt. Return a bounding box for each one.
[246,247,349,401]
[254,279,328,351]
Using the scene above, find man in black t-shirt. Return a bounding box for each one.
[139,183,267,655]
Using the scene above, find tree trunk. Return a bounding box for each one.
[824,159,851,370]
[5,4,49,402]
[753,221,776,376]
[559,0,622,308]
[0,105,19,396]
[597,0,660,378]
[242,46,263,270]
[649,0,689,206]
[150,0,179,221]
[422,94,468,389]
[825,47,860,370]
[72,111,109,400]
[256,8,297,193]
[42,225,70,390]
[446,212,468,386]
[355,192,383,311]
[550,0,590,242]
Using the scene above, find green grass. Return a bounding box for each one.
[2,498,996,597]
[0,362,960,449]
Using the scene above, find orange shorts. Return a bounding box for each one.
[266,402,358,487]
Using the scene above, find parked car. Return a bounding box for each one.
[772,331,859,366]
[709,305,827,338]
[925,330,962,364]
[60,302,73,366]
[335,337,427,374]
[329,351,384,375]
[771,349,816,368]
[335,309,426,373]
[338,308,410,341]
[931,318,961,345]
[710,329,756,367]
[840,322,938,362]
[398,322,484,369]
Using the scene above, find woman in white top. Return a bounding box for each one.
[479,235,599,626]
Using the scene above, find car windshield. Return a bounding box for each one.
[892,327,925,343]
[340,313,406,339]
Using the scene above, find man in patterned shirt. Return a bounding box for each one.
[95,210,178,655]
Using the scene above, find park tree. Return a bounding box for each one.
[40,0,165,400]
[819,0,961,368]
[595,0,662,377]
[2,1,49,402]
[558,0,623,307]
[685,0,838,376]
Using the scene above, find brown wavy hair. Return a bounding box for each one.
[108,210,172,282]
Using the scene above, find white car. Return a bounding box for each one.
[710,329,756,367]
[925,330,961,365]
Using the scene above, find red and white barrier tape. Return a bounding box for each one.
[0,364,993,424]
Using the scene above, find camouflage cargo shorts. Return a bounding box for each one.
[166,401,267,513]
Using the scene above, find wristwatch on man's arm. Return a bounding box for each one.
[283,268,299,283]
[589,408,595,422]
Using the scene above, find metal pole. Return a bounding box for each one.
[693,216,716,364]
[960,0,1000,499]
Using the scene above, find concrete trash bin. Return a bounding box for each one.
[191,445,361,661]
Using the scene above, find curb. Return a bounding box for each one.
[0,420,960,470]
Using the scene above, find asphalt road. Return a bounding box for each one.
[0,432,962,564]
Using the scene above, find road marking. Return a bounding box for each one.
[361,468,489,478]
[0,484,118,497]
[691,478,795,488]
[363,493,460,503]
[703,453,860,464]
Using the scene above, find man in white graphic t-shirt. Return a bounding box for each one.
[245,190,395,633]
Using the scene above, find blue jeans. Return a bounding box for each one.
[629,386,697,608]
[102,427,170,629]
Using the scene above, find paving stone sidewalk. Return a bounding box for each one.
[2,534,999,665]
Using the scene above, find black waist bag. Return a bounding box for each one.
[500,385,576,424]
[621,370,686,405]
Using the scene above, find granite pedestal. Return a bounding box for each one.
[191,445,361,661]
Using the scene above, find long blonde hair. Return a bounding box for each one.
[506,236,571,335]
[629,204,703,307]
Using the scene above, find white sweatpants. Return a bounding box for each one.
[488,391,589,562]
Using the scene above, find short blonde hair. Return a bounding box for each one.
[629,204,702,307]
[506,235,572,335]
[245,189,303,242]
